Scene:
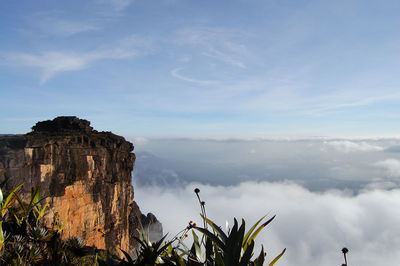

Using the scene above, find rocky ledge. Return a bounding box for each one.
[0,116,162,256]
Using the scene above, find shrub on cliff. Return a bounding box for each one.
[0,174,97,265]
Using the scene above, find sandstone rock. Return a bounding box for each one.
[0,116,162,256]
[129,202,163,243]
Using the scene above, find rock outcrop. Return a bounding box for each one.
[0,116,162,255]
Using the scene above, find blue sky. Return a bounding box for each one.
[2,0,400,138]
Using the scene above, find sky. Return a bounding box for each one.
[2,1,400,265]
[2,0,400,138]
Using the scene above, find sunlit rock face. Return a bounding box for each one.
[0,116,162,255]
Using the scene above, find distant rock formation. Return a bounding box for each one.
[0,116,162,256]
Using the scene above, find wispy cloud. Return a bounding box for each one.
[203,47,246,68]
[235,80,400,115]
[6,52,90,84]
[171,68,217,85]
[174,27,249,68]
[4,35,151,83]
[96,0,134,11]
[34,18,98,37]
[305,91,400,115]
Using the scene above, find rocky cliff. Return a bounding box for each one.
[0,116,162,255]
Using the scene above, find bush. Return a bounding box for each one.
[0,172,98,265]
[120,188,286,265]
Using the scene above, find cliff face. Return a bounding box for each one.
[0,116,162,255]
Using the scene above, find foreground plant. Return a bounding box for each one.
[121,187,285,265]
[0,173,96,265]
[341,247,349,266]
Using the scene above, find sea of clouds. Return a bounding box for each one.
[132,138,400,266]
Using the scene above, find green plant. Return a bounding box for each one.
[121,187,285,265]
[191,215,285,266]
[120,234,173,265]
[0,172,96,265]
[188,188,286,266]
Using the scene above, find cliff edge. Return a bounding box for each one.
[0,116,162,255]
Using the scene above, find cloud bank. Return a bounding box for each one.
[135,181,400,266]
[374,159,400,177]
[324,140,383,153]
[133,138,400,192]
[132,138,400,265]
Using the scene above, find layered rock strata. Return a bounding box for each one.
[0,116,162,255]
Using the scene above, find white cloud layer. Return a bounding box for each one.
[135,181,400,266]
[374,159,400,177]
[324,140,383,153]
